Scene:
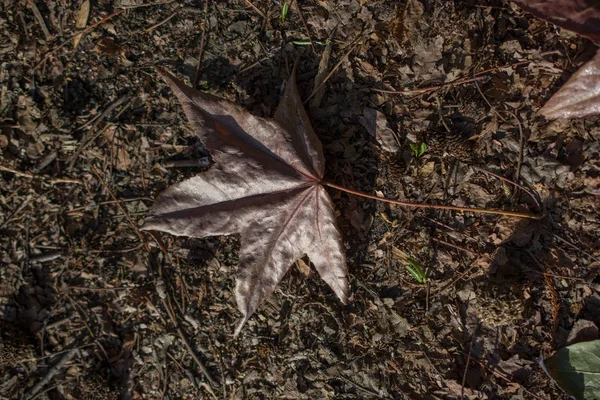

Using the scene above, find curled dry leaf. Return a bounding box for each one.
[143,67,350,335]
[539,49,600,119]
[511,0,600,44]
[73,0,90,48]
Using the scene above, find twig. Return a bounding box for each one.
[91,175,218,386]
[243,0,265,17]
[91,167,147,249]
[28,0,51,40]
[24,348,78,399]
[30,9,125,73]
[370,60,531,96]
[145,6,181,32]
[164,158,211,168]
[0,164,82,185]
[29,251,62,263]
[506,111,525,185]
[160,295,217,386]
[461,324,478,399]
[117,0,176,8]
[303,39,361,104]
[463,354,546,400]
[473,166,541,209]
[193,0,210,87]
[322,180,541,219]
[310,26,336,109]
[293,0,315,54]
[474,81,506,122]
[371,76,487,96]
[68,95,131,171]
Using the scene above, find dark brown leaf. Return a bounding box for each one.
[539,49,600,119]
[511,0,600,43]
[143,68,350,334]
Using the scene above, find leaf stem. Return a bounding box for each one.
[321,181,541,219]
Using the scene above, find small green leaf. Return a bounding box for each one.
[410,143,427,158]
[543,339,600,400]
[404,259,427,284]
[282,2,289,22]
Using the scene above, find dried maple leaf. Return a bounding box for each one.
[511,0,600,43]
[538,49,600,119]
[143,67,350,334]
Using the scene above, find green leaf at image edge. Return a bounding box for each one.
[543,339,600,400]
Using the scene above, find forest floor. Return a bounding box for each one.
[1,0,600,399]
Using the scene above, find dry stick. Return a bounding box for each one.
[92,168,217,386]
[25,348,78,400]
[506,110,525,185]
[92,167,148,250]
[372,75,487,96]
[160,295,217,387]
[321,181,540,219]
[473,166,541,209]
[303,39,361,105]
[461,324,478,399]
[243,0,265,17]
[464,355,547,400]
[0,164,82,185]
[293,0,316,54]
[370,60,531,96]
[145,5,181,32]
[193,0,210,87]
[474,80,506,122]
[30,9,125,73]
[28,0,51,40]
[68,95,131,171]
[117,0,177,8]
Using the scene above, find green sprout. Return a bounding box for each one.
[281,2,289,22]
[291,40,328,46]
[404,258,427,284]
[410,142,427,158]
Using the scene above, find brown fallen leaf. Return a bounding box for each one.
[511,0,600,44]
[539,49,600,119]
[143,67,350,335]
[73,0,90,48]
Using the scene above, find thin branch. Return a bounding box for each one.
[91,167,148,249]
[160,295,217,386]
[30,9,125,73]
[0,164,82,185]
[370,60,531,96]
[322,181,541,219]
[92,168,218,386]
[506,111,525,185]
[28,0,51,40]
[293,0,315,54]
[371,76,487,96]
[473,166,541,209]
[303,39,361,104]
[461,324,478,399]
[243,0,265,17]
[193,0,210,87]
[25,348,78,399]
[117,0,177,8]
[145,6,181,32]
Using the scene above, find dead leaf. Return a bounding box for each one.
[74,0,90,48]
[359,108,400,153]
[511,0,600,43]
[539,49,600,119]
[143,67,350,335]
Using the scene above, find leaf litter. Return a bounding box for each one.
[1,0,600,399]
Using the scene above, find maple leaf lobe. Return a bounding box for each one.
[144,67,350,334]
